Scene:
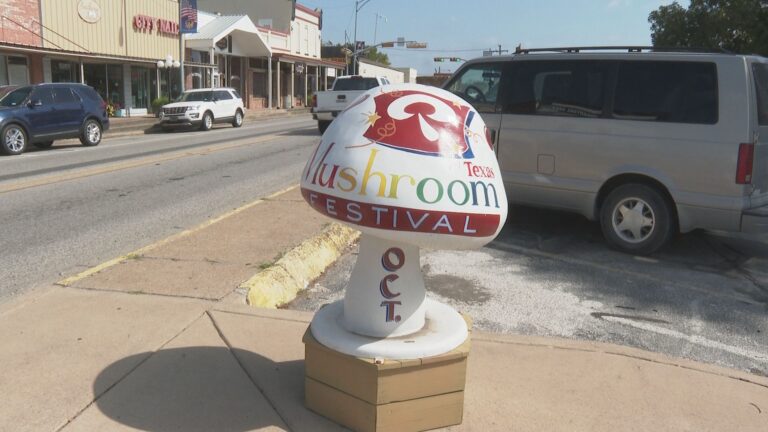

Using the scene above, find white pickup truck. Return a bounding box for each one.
[312,75,390,133]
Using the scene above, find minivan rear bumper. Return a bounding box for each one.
[741,205,768,233]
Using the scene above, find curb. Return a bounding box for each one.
[244,223,360,309]
[103,110,312,140]
[57,185,299,287]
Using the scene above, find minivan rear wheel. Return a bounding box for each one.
[600,184,675,255]
[1,124,27,155]
[80,119,102,146]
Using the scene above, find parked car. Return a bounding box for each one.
[158,88,245,131]
[445,47,768,254]
[312,75,390,133]
[0,83,109,156]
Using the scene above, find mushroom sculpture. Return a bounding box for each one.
[301,83,508,360]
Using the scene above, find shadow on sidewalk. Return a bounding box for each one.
[92,347,302,432]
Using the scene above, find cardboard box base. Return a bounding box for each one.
[303,319,471,432]
[306,377,464,432]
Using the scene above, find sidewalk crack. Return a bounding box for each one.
[206,311,294,432]
[55,310,210,432]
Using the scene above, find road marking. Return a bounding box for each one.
[603,315,768,363]
[0,133,286,194]
[57,184,300,287]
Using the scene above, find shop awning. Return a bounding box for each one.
[185,15,272,58]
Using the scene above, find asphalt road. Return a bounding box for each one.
[0,114,319,304]
[289,205,768,377]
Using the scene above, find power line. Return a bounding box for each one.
[386,47,486,53]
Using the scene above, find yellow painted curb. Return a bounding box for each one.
[244,223,360,309]
[57,184,299,287]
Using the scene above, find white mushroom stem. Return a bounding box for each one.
[342,234,427,338]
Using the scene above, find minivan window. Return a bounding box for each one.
[333,77,379,91]
[613,61,718,124]
[52,88,78,104]
[446,63,502,113]
[74,86,102,102]
[179,91,213,102]
[753,63,768,126]
[502,60,607,118]
[0,86,28,106]
[30,88,54,105]
[214,90,233,100]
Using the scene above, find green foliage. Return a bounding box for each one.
[649,0,768,55]
[151,96,170,113]
[363,47,390,66]
[321,42,390,66]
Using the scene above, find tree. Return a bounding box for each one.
[320,42,391,67]
[362,47,390,66]
[649,0,768,55]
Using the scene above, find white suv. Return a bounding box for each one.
[159,88,245,131]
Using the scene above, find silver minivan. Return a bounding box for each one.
[445,47,768,254]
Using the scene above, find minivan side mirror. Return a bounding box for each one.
[27,99,43,108]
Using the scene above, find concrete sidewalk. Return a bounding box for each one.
[0,187,766,431]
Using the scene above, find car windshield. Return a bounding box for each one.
[0,86,31,107]
[0,86,19,101]
[333,77,380,91]
[178,91,214,102]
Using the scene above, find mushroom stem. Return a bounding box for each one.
[342,234,427,338]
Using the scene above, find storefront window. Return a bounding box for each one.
[83,63,124,108]
[230,57,243,95]
[83,63,107,100]
[189,50,210,64]
[131,66,151,109]
[51,60,80,83]
[107,64,123,108]
[159,67,181,101]
[0,55,30,85]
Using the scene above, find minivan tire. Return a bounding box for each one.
[318,120,331,134]
[600,184,675,255]
[80,119,102,146]
[232,109,243,128]
[200,111,213,131]
[1,124,27,155]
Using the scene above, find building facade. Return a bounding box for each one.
[195,0,344,109]
[0,0,183,115]
[0,0,344,115]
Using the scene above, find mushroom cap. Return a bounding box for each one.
[301,83,507,250]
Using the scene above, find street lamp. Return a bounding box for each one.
[373,13,387,45]
[157,55,181,100]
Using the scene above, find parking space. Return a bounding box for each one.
[288,205,768,376]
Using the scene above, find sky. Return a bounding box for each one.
[299,0,691,75]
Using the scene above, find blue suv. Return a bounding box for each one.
[0,83,110,156]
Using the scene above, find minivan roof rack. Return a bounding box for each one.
[513,46,732,54]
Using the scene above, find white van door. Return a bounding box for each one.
[493,59,612,215]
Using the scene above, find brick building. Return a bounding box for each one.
[0,0,344,115]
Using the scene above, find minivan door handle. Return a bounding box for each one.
[488,127,498,153]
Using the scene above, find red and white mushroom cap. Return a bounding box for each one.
[301,83,508,249]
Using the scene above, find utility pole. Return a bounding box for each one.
[353,0,373,75]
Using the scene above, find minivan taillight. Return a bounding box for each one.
[736,143,755,184]
[311,94,317,108]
